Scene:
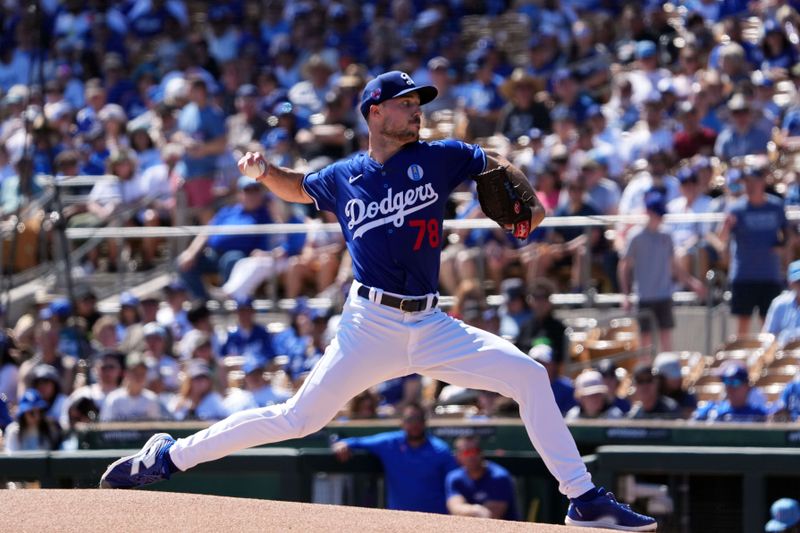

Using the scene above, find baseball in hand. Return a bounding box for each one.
[239,152,267,179]
[244,159,266,179]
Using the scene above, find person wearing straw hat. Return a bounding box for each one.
[498,68,550,142]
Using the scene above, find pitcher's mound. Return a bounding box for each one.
[0,489,612,532]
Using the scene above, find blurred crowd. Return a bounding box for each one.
[3,0,800,450]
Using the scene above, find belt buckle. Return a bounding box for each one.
[399,298,414,312]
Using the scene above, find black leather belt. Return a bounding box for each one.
[357,285,438,312]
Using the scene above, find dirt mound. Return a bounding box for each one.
[0,489,612,532]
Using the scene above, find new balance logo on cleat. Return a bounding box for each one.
[99,433,176,489]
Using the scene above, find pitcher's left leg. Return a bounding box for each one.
[411,311,592,498]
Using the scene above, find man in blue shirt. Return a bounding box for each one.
[445,435,519,520]
[221,297,276,362]
[692,362,767,422]
[720,164,788,336]
[332,403,458,514]
[764,260,800,346]
[176,76,227,223]
[177,176,274,300]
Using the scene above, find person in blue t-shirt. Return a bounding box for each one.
[175,76,227,223]
[692,362,767,422]
[177,176,274,300]
[220,297,276,362]
[445,435,520,520]
[719,164,788,336]
[332,403,458,514]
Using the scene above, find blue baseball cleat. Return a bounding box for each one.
[565,487,658,531]
[99,433,176,489]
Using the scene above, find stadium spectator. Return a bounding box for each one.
[344,389,381,421]
[168,361,228,421]
[119,291,166,353]
[498,68,550,142]
[619,189,705,352]
[764,497,800,533]
[516,278,566,364]
[31,364,68,427]
[763,260,800,346]
[627,364,682,420]
[3,389,61,452]
[714,94,772,161]
[220,297,276,362]
[175,76,227,224]
[445,435,519,520]
[693,362,767,422]
[226,84,269,149]
[719,164,788,336]
[667,166,715,283]
[177,176,277,301]
[770,375,800,423]
[423,56,459,119]
[223,356,291,413]
[91,315,119,356]
[17,321,74,404]
[594,359,632,414]
[63,351,124,424]
[653,352,697,418]
[497,278,532,342]
[673,101,717,160]
[580,155,620,216]
[332,402,458,514]
[157,280,192,342]
[116,292,142,344]
[528,343,576,416]
[565,370,625,421]
[99,352,163,422]
[142,322,181,394]
[0,331,19,406]
[73,284,101,333]
[460,51,505,140]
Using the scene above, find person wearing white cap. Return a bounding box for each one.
[565,370,624,421]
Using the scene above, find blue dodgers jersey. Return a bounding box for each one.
[445,461,520,521]
[303,140,487,295]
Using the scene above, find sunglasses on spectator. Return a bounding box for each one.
[458,448,481,458]
[403,415,425,423]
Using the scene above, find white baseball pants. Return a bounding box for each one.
[169,282,594,498]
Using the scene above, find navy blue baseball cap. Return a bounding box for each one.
[359,71,438,119]
[644,188,667,216]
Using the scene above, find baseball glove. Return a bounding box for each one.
[473,166,533,240]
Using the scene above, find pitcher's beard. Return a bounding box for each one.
[381,124,420,143]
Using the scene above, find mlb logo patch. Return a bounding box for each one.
[370,88,381,99]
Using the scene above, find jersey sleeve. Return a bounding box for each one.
[340,432,393,459]
[302,164,339,212]
[435,139,487,191]
[444,469,463,500]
